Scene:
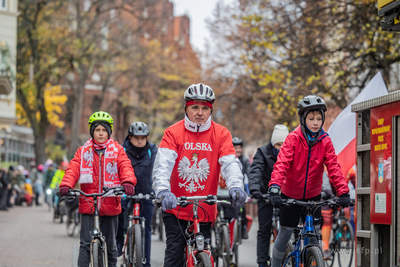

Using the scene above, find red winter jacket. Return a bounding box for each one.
[60,139,136,216]
[269,126,349,199]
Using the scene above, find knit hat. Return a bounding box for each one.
[271,124,289,146]
[90,121,112,139]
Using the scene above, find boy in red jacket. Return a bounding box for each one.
[268,96,350,267]
[60,111,136,267]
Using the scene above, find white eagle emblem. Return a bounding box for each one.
[105,161,118,180]
[83,148,94,166]
[178,153,210,193]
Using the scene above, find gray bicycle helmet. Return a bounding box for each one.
[298,95,327,126]
[184,83,216,104]
[232,137,243,146]
[128,122,150,136]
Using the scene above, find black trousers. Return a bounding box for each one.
[78,214,119,267]
[162,211,212,267]
[257,199,273,265]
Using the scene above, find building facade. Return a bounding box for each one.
[0,0,35,167]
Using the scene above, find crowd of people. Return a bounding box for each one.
[1,84,355,267]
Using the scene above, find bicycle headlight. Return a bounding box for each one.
[195,235,204,251]
[46,189,52,195]
[93,229,99,236]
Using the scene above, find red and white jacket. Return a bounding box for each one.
[61,139,136,216]
[269,126,349,199]
[152,115,244,222]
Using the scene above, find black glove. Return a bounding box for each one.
[251,190,264,200]
[268,186,282,207]
[338,193,350,208]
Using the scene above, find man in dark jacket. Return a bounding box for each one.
[249,124,289,267]
[232,137,251,239]
[0,168,9,211]
[117,122,157,267]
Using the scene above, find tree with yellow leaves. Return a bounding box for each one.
[17,0,70,165]
[204,0,400,146]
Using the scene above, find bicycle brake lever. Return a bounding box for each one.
[153,195,165,208]
[180,201,190,208]
[204,200,216,206]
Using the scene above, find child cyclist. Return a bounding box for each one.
[268,95,351,267]
[60,111,136,267]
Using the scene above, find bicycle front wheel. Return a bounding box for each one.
[133,224,143,267]
[337,221,354,267]
[195,251,213,267]
[232,236,239,266]
[220,225,231,267]
[91,240,105,267]
[305,246,325,267]
[66,210,77,236]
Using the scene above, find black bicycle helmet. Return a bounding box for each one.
[232,137,243,146]
[298,95,327,126]
[128,122,150,136]
[184,83,215,103]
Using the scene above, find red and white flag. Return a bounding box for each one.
[327,72,388,177]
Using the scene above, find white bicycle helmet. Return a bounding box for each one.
[184,83,215,104]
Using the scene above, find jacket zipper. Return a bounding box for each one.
[99,152,103,193]
[303,144,312,199]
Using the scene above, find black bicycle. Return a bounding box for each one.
[60,186,125,267]
[324,206,354,267]
[212,203,231,267]
[65,197,80,237]
[151,206,164,241]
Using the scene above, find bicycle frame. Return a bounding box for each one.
[183,197,215,267]
[89,193,108,267]
[282,213,320,267]
[61,186,125,267]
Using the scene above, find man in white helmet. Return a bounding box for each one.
[153,83,246,267]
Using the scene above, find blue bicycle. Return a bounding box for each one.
[269,198,343,267]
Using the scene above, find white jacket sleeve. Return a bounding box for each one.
[219,154,244,189]
[152,147,178,196]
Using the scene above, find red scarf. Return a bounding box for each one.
[79,138,121,188]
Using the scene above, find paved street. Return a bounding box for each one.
[0,204,258,267]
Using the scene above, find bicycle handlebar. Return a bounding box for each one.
[153,194,234,208]
[260,194,355,207]
[124,193,156,200]
[60,186,125,202]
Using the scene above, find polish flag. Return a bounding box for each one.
[327,72,388,177]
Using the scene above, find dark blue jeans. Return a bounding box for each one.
[78,214,118,267]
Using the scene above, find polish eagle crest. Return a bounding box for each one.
[83,148,94,166]
[178,153,210,193]
[106,161,118,180]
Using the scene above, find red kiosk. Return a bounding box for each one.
[352,90,400,266]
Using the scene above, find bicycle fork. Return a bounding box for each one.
[133,202,147,265]
[90,209,108,267]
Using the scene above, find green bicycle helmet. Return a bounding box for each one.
[88,111,114,131]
